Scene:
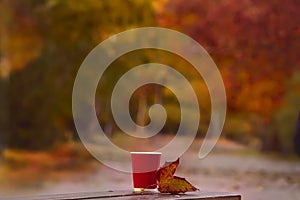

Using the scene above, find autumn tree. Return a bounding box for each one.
[156,0,300,151]
[3,0,157,150]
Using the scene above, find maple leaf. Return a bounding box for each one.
[157,158,198,194]
[157,158,179,180]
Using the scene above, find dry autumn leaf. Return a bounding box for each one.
[157,158,198,194]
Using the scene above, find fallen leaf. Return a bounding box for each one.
[156,158,179,180]
[157,158,198,194]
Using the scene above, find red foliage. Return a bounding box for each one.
[156,0,300,118]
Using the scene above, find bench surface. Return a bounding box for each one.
[3,190,241,200]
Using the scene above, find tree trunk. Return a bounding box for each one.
[154,85,163,104]
[294,112,300,156]
[136,92,147,127]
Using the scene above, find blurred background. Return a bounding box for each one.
[0,0,300,199]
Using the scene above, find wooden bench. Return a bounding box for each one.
[3,190,241,200]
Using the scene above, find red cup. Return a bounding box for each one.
[131,152,161,191]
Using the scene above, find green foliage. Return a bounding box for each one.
[223,114,254,145]
[4,0,157,150]
[273,72,300,154]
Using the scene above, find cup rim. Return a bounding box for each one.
[130,151,161,155]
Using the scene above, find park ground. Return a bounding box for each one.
[1,136,300,200]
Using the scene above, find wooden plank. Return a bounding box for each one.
[2,190,241,200]
[106,191,241,200]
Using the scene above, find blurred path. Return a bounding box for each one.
[1,138,300,200]
[35,150,300,200]
[180,152,300,200]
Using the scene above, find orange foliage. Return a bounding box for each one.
[156,0,300,119]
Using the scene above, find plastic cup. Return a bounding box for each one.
[130,152,161,192]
